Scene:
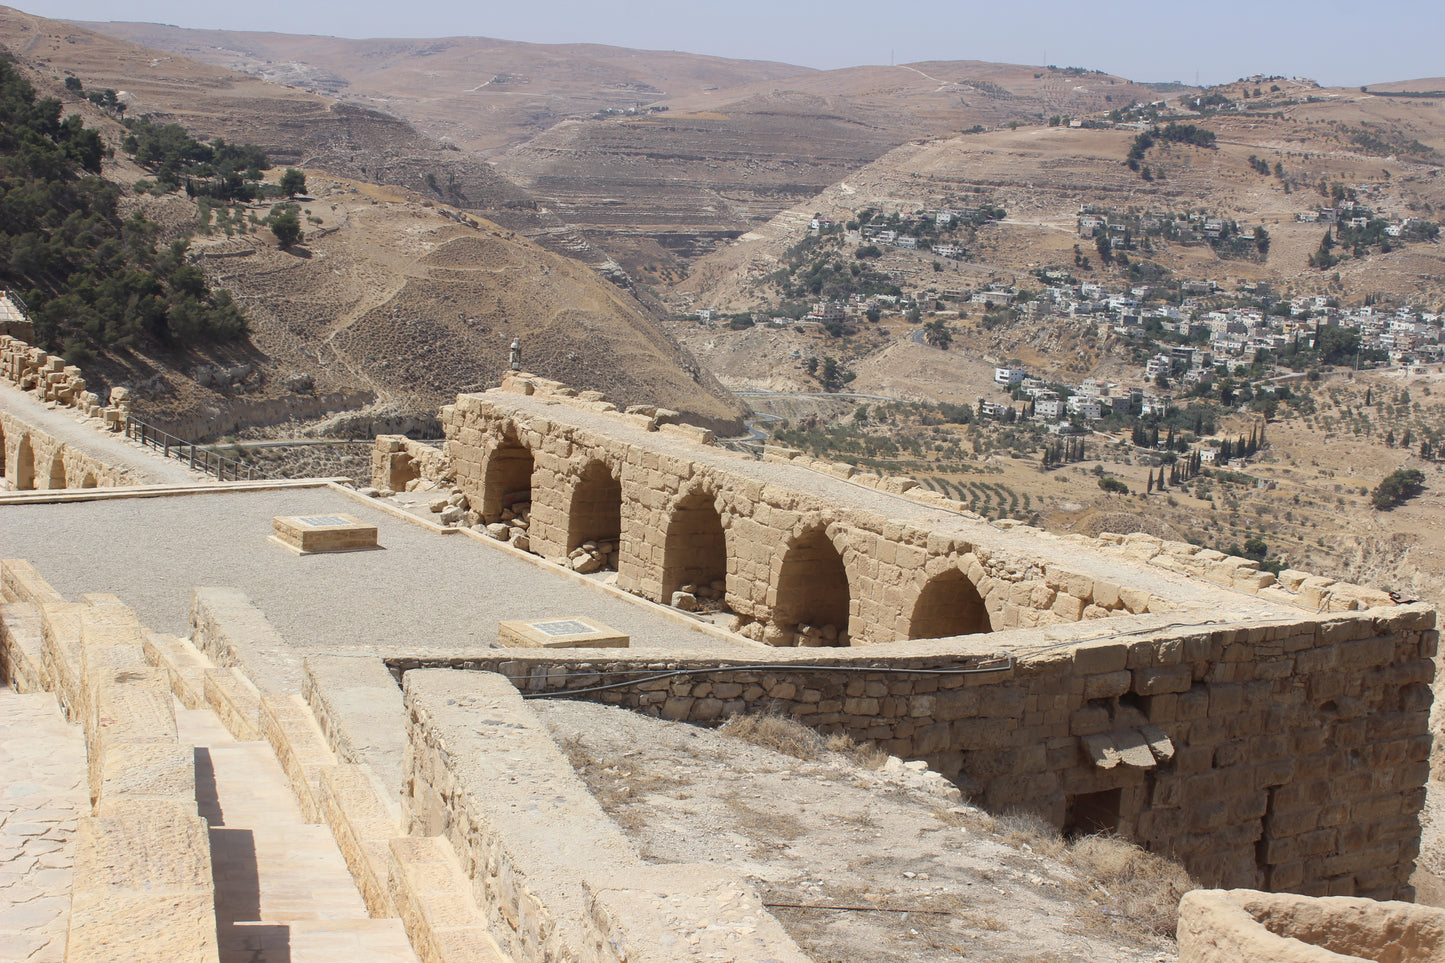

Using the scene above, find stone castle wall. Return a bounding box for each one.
[389,599,1437,900]
[1,334,139,491]
[1,410,136,491]
[382,374,1390,649]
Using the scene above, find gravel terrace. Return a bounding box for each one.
[0,485,746,655]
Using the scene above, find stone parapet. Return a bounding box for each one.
[403,669,810,963]
[390,599,1437,900]
[1178,888,1445,961]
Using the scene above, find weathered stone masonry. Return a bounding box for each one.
[391,600,1437,901]
[1,409,136,491]
[368,374,1439,902]
[416,374,1390,649]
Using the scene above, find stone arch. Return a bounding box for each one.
[660,487,728,601]
[480,429,534,522]
[14,434,34,491]
[907,568,990,639]
[565,459,622,553]
[773,526,851,644]
[80,471,98,489]
[46,451,66,490]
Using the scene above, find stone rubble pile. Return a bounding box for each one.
[564,539,617,574]
[669,580,728,613]
[728,616,849,647]
[485,499,532,552]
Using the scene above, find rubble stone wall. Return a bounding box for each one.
[371,435,453,494]
[389,600,1438,900]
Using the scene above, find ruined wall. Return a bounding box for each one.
[0,410,137,491]
[431,375,1389,648]
[437,377,1198,647]
[370,435,453,493]
[388,600,1437,900]
[1,335,127,427]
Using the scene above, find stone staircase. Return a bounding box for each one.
[1,559,512,963]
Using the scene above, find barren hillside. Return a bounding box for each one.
[69,18,1187,281]
[677,87,1445,315]
[73,22,816,155]
[0,8,747,435]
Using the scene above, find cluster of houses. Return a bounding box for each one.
[989,366,1172,430]
[1076,209,1252,246]
[1125,295,1445,374]
[976,273,1444,374]
[835,207,996,258]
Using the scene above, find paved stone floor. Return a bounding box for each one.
[0,687,87,963]
[178,706,417,963]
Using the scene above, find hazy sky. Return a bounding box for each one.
[36,0,1445,88]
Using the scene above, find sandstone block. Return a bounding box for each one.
[66,800,219,963]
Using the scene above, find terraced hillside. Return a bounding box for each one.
[70,19,1180,279]
[0,8,747,435]
[678,79,1445,315]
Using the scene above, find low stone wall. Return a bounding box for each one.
[404,668,810,963]
[372,434,454,494]
[1178,888,1445,961]
[389,599,1437,900]
[1,409,137,490]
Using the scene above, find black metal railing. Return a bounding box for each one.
[124,416,269,482]
[1,288,31,321]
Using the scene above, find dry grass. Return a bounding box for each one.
[557,733,678,830]
[720,710,889,769]
[1065,834,1196,938]
[992,809,1195,938]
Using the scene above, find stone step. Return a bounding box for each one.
[65,798,220,963]
[260,693,338,823]
[0,599,48,692]
[1,558,66,605]
[178,708,420,963]
[143,631,215,709]
[319,764,403,919]
[222,918,419,963]
[388,835,513,963]
[203,667,263,741]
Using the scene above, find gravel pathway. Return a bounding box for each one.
[0,485,746,656]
